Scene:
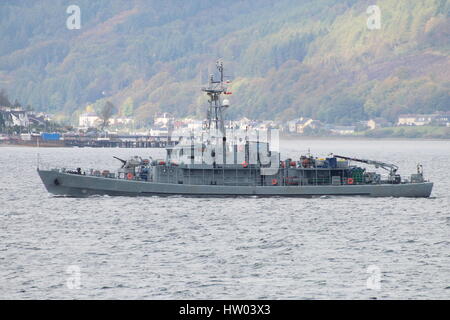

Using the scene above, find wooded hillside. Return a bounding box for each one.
[0,0,448,124]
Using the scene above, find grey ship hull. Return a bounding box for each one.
[38,169,433,198]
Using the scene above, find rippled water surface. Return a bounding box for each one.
[1,139,449,299]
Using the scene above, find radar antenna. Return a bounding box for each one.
[202,60,230,139]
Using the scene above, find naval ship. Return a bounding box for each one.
[38,62,433,198]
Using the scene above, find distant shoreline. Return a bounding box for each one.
[1,136,449,149]
[279,134,450,141]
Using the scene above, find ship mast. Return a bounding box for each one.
[202,60,229,140]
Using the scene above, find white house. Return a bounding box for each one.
[397,114,433,126]
[287,117,321,134]
[187,120,204,130]
[79,112,100,128]
[234,117,251,129]
[110,117,135,126]
[397,113,450,126]
[149,127,169,136]
[154,112,174,127]
[328,125,355,135]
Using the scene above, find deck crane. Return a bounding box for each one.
[333,154,398,173]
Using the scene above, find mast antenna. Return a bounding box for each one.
[201,60,230,138]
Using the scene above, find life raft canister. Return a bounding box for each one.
[347,178,354,184]
[272,178,278,185]
[127,173,134,180]
[242,161,248,168]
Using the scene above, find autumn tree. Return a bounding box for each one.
[0,89,11,107]
[0,112,5,133]
[120,97,134,117]
[98,101,116,130]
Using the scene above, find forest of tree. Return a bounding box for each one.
[0,0,448,125]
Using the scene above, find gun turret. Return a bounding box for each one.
[113,156,127,168]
